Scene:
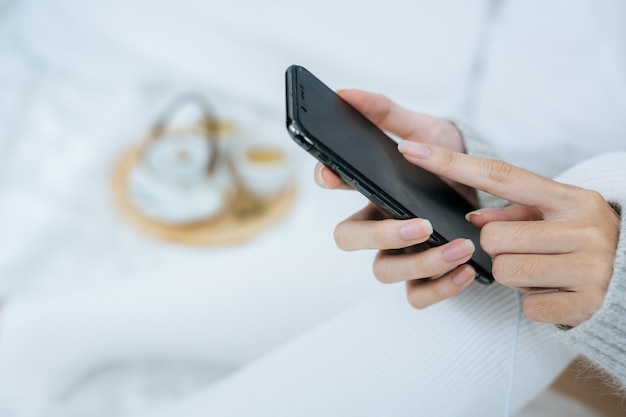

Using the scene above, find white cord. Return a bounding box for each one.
[504,289,523,417]
[464,1,520,411]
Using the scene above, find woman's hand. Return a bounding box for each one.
[315,90,481,309]
[399,140,620,327]
[315,89,619,325]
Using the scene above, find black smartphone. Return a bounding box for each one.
[285,65,493,284]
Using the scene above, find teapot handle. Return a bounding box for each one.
[149,92,220,175]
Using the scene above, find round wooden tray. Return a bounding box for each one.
[110,146,297,246]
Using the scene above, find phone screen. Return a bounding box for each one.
[286,65,493,283]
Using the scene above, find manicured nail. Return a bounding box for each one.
[314,163,328,188]
[398,141,430,159]
[465,210,482,222]
[443,239,475,263]
[399,219,433,241]
[452,266,476,286]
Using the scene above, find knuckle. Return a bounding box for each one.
[407,291,429,310]
[571,221,618,255]
[372,257,394,284]
[569,188,611,214]
[479,222,500,255]
[523,296,557,323]
[576,225,606,249]
[494,254,544,286]
[437,148,457,173]
[372,222,393,249]
[438,148,458,174]
[579,189,606,208]
[485,160,514,184]
[442,148,456,167]
[491,256,512,286]
[432,281,454,302]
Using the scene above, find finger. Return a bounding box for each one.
[523,291,602,327]
[372,238,475,283]
[334,209,433,251]
[492,253,589,290]
[314,163,352,190]
[337,89,461,149]
[480,220,581,256]
[466,204,542,228]
[405,264,476,309]
[398,141,575,211]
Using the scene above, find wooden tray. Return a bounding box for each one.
[110,146,297,246]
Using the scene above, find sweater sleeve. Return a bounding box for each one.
[551,152,626,391]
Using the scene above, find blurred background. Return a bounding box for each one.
[0,0,625,416]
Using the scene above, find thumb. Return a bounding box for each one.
[466,204,542,228]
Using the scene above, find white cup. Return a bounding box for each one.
[231,131,295,199]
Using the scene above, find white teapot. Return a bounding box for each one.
[128,94,233,225]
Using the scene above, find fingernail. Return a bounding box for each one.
[314,163,328,188]
[399,219,433,241]
[452,266,476,286]
[464,210,482,222]
[443,239,475,263]
[398,141,430,159]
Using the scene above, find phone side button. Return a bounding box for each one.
[352,180,381,206]
[331,165,354,184]
[366,194,407,219]
[318,153,330,164]
[383,205,409,219]
[353,181,370,196]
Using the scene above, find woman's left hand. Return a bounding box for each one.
[399,140,620,327]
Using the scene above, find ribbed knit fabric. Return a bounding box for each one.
[551,152,626,391]
[122,284,571,417]
[0,273,574,417]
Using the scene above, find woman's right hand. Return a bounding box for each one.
[314,90,478,309]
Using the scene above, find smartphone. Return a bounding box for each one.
[285,65,493,284]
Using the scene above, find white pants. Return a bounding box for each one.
[0,272,574,417]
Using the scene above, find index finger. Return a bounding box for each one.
[398,141,574,211]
